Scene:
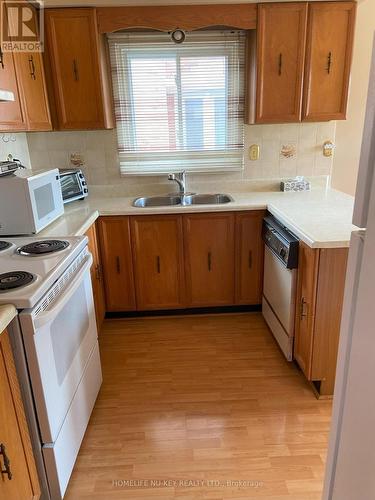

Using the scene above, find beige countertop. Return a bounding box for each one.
[0,305,17,333]
[40,188,358,249]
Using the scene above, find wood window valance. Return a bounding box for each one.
[96,4,257,34]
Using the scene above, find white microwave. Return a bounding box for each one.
[0,168,64,235]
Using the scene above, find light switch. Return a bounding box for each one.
[249,144,260,161]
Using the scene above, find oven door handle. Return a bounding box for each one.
[33,254,93,329]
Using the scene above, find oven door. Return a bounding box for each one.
[60,172,86,204]
[29,169,64,233]
[19,253,99,444]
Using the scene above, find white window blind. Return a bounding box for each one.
[108,31,245,175]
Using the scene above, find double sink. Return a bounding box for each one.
[133,193,233,208]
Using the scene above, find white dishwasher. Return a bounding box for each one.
[262,215,299,361]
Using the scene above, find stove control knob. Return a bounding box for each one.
[279,248,287,260]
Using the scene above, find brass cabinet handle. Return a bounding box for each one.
[300,297,308,320]
[0,48,4,69]
[278,53,283,76]
[327,51,332,74]
[0,443,12,480]
[248,250,253,269]
[115,256,121,274]
[207,252,212,272]
[156,256,161,274]
[28,55,36,80]
[72,59,79,81]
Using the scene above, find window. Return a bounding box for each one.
[108,31,245,175]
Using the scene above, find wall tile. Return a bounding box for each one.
[279,123,300,142]
[280,157,298,178]
[0,132,31,167]
[26,120,336,188]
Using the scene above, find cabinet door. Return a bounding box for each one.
[131,216,185,310]
[98,217,136,312]
[294,242,319,379]
[14,51,51,130]
[235,211,265,305]
[311,248,348,395]
[86,223,106,329]
[184,213,235,307]
[45,8,110,129]
[302,2,356,121]
[0,50,26,131]
[0,329,40,500]
[256,3,307,123]
[13,3,51,131]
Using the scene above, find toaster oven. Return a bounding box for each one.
[59,168,88,204]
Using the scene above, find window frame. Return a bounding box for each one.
[109,31,245,176]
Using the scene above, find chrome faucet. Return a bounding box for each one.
[168,171,187,195]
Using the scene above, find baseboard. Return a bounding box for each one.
[105,304,262,319]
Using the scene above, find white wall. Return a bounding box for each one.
[0,132,30,167]
[331,0,375,196]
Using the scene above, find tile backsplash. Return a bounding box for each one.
[24,121,336,191]
[0,132,30,167]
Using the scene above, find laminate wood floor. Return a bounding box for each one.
[65,313,332,500]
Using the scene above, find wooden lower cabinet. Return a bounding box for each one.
[294,242,319,378]
[235,211,265,304]
[98,216,136,312]
[294,242,349,397]
[183,213,235,307]
[98,212,264,312]
[85,222,106,330]
[131,215,185,310]
[0,328,40,500]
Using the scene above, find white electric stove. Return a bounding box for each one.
[2,235,102,500]
[0,236,88,308]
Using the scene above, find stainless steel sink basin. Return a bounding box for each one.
[133,193,233,208]
[183,193,233,205]
[133,195,181,208]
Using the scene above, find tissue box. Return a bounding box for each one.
[280,177,311,192]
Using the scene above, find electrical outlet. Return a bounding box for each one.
[323,141,335,157]
[249,144,260,161]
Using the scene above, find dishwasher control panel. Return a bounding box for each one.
[262,215,299,269]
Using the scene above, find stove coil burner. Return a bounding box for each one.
[0,271,35,291]
[18,240,69,256]
[0,241,12,252]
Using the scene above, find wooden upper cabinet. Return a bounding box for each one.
[0,328,40,500]
[45,8,113,130]
[184,213,235,307]
[131,216,185,310]
[235,211,265,305]
[303,1,356,121]
[13,2,51,131]
[0,50,26,131]
[98,217,136,312]
[256,3,307,123]
[14,50,52,131]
